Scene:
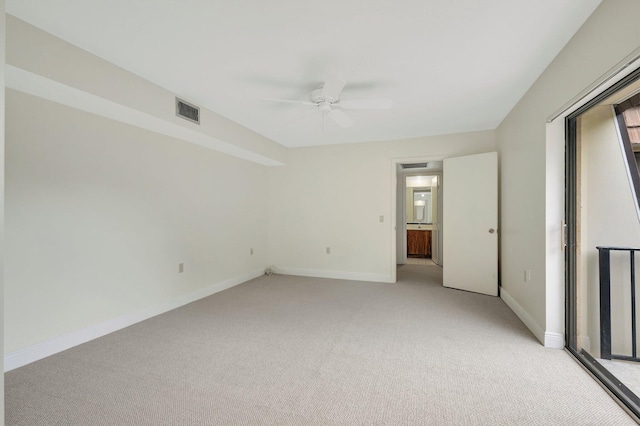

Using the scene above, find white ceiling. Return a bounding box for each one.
[6,0,601,148]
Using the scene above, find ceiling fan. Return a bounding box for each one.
[263,76,393,128]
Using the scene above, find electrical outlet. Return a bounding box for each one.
[326,247,331,254]
[250,248,254,255]
[179,263,184,273]
[524,269,531,282]
[379,215,384,223]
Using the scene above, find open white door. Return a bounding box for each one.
[443,152,498,296]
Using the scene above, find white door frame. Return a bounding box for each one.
[390,155,446,283]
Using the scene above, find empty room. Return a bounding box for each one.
[3,0,640,424]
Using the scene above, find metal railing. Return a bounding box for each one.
[598,246,640,362]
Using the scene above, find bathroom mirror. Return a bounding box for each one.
[413,189,432,223]
[406,175,438,224]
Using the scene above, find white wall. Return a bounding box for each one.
[4,12,285,368]
[268,131,496,282]
[497,0,640,346]
[5,89,269,355]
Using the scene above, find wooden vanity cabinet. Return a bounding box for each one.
[407,229,431,257]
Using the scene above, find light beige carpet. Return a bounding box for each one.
[5,264,636,425]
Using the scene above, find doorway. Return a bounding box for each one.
[394,160,444,289]
[395,161,443,270]
[392,153,499,297]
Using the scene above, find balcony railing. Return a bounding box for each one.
[598,246,640,362]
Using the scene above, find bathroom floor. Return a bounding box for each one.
[405,257,437,266]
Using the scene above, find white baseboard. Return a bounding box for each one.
[500,286,564,348]
[4,269,264,372]
[544,332,565,349]
[274,266,393,283]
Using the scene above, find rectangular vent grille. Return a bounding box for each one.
[175,97,200,124]
[402,162,428,169]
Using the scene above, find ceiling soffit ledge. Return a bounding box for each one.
[5,15,286,167]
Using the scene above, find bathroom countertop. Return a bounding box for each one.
[406,224,433,230]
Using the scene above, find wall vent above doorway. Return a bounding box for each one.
[175,97,200,124]
[402,162,428,169]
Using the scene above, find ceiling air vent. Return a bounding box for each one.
[402,162,428,169]
[175,97,200,124]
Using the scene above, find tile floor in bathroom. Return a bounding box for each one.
[405,257,437,266]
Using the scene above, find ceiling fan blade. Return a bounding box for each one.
[262,98,316,106]
[339,98,394,110]
[328,108,354,128]
[322,76,346,100]
[285,107,319,126]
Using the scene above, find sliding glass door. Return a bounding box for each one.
[565,67,640,418]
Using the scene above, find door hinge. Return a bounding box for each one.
[561,220,567,250]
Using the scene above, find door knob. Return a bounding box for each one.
[489,228,495,234]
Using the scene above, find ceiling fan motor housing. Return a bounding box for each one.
[310,88,338,105]
[318,101,332,112]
